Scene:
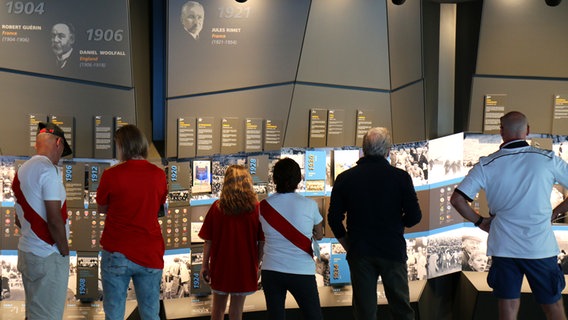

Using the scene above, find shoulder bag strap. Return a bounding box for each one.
[260,199,313,257]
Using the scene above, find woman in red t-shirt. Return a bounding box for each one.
[198,165,264,320]
[97,124,168,320]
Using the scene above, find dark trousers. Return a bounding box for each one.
[261,270,323,320]
[348,253,414,320]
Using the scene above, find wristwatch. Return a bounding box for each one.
[474,216,484,227]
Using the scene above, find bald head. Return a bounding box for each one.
[36,132,57,146]
[500,111,529,142]
[35,132,64,164]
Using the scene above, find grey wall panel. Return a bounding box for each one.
[476,0,568,77]
[285,84,392,147]
[0,0,133,87]
[0,73,136,157]
[391,81,426,143]
[166,85,295,158]
[297,0,391,89]
[167,0,310,97]
[130,0,153,141]
[387,0,423,89]
[468,77,568,133]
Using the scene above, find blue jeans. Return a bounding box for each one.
[347,253,414,320]
[101,250,162,320]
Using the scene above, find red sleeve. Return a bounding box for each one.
[96,169,111,206]
[158,169,168,205]
[258,224,265,241]
[255,204,265,241]
[198,201,218,241]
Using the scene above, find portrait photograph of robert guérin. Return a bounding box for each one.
[50,22,75,69]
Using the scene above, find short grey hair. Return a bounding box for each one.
[362,127,392,158]
[181,1,203,19]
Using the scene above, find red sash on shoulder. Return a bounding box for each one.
[260,199,313,257]
[12,172,68,245]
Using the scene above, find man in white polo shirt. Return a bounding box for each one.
[451,111,567,320]
[12,122,72,319]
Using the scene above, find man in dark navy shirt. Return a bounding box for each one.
[328,127,422,320]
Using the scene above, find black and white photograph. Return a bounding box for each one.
[1,256,22,301]
[0,158,17,205]
[461,228,490,272]
[427,133,464,184]
[462,133,502,171]
[210,155,246,197]
[389,140,429,186]
[556,231,568,274]
[425,230,462,279]
[180,1,204,40]
[552,135,568,162]
[406,237,427,281]
[315,240,331,287]
[50,22,76,70]
[333,148,361,182]
[162,253,192,300]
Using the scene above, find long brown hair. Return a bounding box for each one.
[218,165,257,215]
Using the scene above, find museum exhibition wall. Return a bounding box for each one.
[1,0,568,318]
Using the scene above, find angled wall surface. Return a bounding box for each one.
[296,0,391,89]
[166,0,425,158]
[468,0,568,134]
[387,0,422,90]
[165,0,311,157]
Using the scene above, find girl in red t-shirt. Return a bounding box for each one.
[198,165,264,320]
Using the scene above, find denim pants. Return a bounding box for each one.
[101,250,162,320]
[347,253,414,320]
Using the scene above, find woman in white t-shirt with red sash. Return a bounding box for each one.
[259,158,324,320]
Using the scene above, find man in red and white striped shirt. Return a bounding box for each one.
[13,122,72,320]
